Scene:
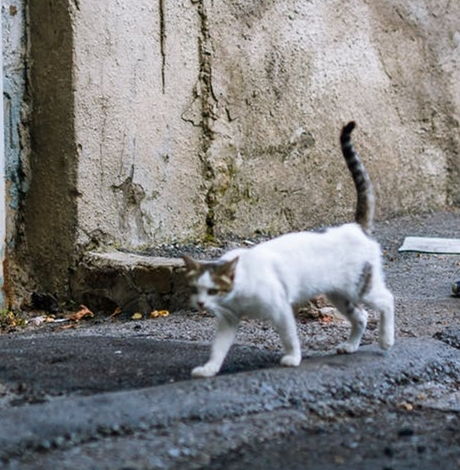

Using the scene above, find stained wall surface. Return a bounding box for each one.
[73,0,459,245]
[73,0,207,250]
[205,0,460,235]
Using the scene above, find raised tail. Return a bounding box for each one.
[340,121,375,235]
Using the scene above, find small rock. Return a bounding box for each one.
[167,448,181,458]
[38,440,52,451]
[398,427,414,437]
[384,446,394,457]
[53,436,65,448]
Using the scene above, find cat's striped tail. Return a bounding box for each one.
[340,121,375,235]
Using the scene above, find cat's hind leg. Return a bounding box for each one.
[192,315,238,378]
[329,295,367,354]
[272,305,302,367]
[362,283,394,350]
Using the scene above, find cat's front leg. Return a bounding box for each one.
[192,315,238,378]
[273,307,301,367]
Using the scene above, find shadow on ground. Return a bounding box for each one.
[0,336,279,399]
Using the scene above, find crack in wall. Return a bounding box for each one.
[159,0,166,94]
[193,0,219,240]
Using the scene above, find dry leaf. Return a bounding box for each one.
[398,401,414,411]
[108,307,122,320]
[58,323,78,331]
[319,315,334,324]
[131,312,143,320]
[150,310,170,318]
[0,311,20,328]
[66,305,94,322]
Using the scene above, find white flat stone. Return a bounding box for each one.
[399,237,460,254]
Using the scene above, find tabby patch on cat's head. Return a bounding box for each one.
[182,255,239,295]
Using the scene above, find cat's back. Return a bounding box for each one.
[240,223,380,273]
[254,223,370,251]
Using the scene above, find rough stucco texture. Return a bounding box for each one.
[69,0,459,248]
[206,0,460,236]
[73,0,206,250]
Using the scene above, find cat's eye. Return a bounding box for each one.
[207,288,219,296]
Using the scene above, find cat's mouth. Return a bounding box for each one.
[195,301,208,314]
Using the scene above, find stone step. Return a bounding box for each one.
[71,251,190,314]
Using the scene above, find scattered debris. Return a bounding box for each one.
[0,310,27,329]
[319,314,335,324]
[150,310,170,319]
[452,280,460,297]
[131,313,143,320]
[108,307,122,320]
[29,315,58,327]
[398,401,414,412]
[297,296,342,324]
[66,305,94,322]
[57,324,78,331]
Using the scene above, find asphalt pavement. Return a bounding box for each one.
[0,210,459,469]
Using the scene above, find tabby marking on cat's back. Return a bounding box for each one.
[357,262,373,297]
[183,122,394,378]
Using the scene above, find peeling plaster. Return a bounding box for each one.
[0,11,4,307]
[2,0,31,307]
[111,165,149,244]
[2,1,29,244]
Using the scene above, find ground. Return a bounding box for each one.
[0,210,459,469]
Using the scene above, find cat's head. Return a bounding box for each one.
[182,256,239,313]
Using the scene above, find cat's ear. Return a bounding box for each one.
[217,257,239,282]
[182,256,200,277]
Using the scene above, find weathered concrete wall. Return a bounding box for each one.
[5,0,460,304]
[23,0,78,296]
[73,0,207,250]
[72,0,460,244]
[205,0,460,236]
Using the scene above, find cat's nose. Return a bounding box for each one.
[197,301,205,310]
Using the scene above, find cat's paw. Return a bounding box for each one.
[379,334,394,350]
[336,341,359,354]
[280,354,301,367]
[191,363,219,378]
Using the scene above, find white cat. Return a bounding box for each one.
[183,122,394,378]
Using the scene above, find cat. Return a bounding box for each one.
[183,122,394,378]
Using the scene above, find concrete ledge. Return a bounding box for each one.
[71,251,190,313]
